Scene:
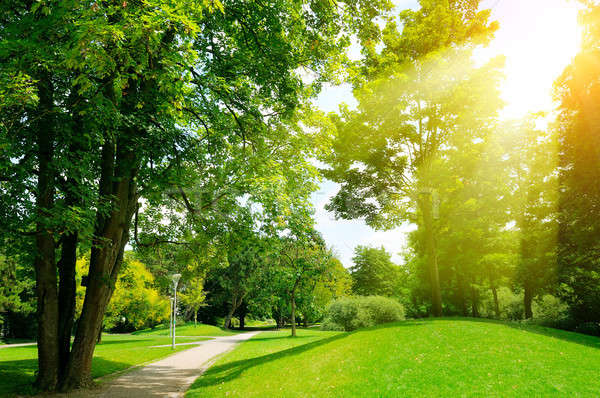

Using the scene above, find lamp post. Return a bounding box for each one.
[169,297,174,338]
[171,273,181,350]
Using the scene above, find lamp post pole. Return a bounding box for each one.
[169,297,174,338]
[171,274,181,350]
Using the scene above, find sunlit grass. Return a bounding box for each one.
[132,322,241,336]
[187,318,600,397]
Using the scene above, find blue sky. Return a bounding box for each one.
[311,0,581,267]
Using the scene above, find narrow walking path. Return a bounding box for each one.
[57,332,259,398]
[0,342,36,348]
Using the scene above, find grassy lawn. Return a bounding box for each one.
[187,318,600,397]
[133,322,241,337]
[0,334,207,397]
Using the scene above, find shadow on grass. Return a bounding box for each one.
[415,316,600,350]
[0,357,131,397]
[189,332,349,389]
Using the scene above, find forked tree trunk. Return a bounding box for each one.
[33,73,60,392]
[224,295,243,329]
[59,139,139,391]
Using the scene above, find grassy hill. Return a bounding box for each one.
[187,318,600,397]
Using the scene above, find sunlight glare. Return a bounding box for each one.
[477,0,582,118]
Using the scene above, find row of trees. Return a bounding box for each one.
[324,0,600,332]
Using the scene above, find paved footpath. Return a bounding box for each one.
[51,332,259,398]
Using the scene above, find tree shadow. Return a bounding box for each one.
[0,356,133,396]
[190,332,349,389]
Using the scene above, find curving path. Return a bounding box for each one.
[53,332,259,398]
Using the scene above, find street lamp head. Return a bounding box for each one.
[171,273,182,285]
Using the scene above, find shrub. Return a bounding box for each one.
[321,296,405,331]
[532,294,569,324]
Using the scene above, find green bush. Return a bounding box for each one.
[533,294,569,324]
[321,296,405,331]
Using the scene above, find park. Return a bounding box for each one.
[1,0,600,396]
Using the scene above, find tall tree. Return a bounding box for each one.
[322,0,501,316]
[555,1,600,324]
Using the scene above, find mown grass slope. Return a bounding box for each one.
[187,318,600,397]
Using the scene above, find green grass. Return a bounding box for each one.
[0,334,207,397]
[133,322,240,337]
[186,318,600,397]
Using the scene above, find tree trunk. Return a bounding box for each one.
[470,285,480,318]
[303,315,308,328]
[421,195,442,317]
[59,139,139,391]
[33,73,60,392]
[524,284,533,319]
[194,310,197,326]
[238,302,247,330]
[456,268,468,316]
[491,285,500,318]
[224,295,241,329]
[290,290,297,337]
[57,232,78,378]
[57,90,86,377]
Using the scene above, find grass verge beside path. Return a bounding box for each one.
[133,323,240,337]
[0,334,206,397]
[186,318,600,397]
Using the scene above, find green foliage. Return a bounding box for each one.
[350,246,404,297]
[76,255,169,332]
[555,1,600,325]
[321,296,405,331]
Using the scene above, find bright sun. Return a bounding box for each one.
[477,0,582,118]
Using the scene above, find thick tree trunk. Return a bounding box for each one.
[57,90,86,377]
[421,195,442,317]
[59,139,139,391]
[33,73,60,392]
[57,232,78,377]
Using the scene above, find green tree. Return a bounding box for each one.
[555,1,600,324]
[179,277,207,326]
[322,0,502,316]
[350,246,402,297]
